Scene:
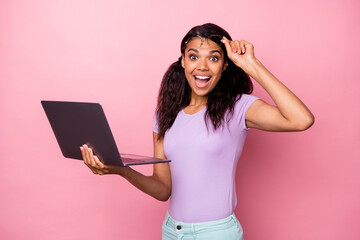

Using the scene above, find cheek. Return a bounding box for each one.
[213,64,225,76]
[184,65,196,79]
[184,61,196,71]
[184,68,192,78]
[184,70,193,83]
[213,66,225,83]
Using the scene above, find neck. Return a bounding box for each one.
[189,91,208,107]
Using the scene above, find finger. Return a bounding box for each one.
[231,41,238,53]
[82,146,98,174]
[88,166,98,174]
[87,147,101,168]
[83,145,92,165]
[81,145,91,165]
[221,36,233,55]
[94,168,104,175]
[94,156,115,175]
[83,145,95,167]
[227,39,237,53]
[240,40,246,54]
[81,145,104,175]
[87,147,98,169]
[94,155,105,169]
[242,40,255,55]
[80,146,86,163]
[89,149,106,175]
[234,41,242,54]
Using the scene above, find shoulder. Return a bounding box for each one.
[227,94,261,130]
[235,94,260,111]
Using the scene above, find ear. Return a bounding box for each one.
[181,55,185,68]
[223,62,228,71]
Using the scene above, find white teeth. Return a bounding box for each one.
[195,76,211,80]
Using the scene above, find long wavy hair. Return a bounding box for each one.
[156,23,253,139]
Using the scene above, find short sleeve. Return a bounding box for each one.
[152,112,159,133]
[237,94,260,130]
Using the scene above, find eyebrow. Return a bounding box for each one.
[187,48,223,55]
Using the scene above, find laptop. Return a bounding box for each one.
[41,100,170,166]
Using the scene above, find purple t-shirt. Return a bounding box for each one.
[153,94,259,223]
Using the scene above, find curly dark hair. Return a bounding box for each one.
[156,23,253,139]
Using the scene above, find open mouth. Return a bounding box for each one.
[194,75,211,88]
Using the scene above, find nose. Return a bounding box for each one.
[197,59,208,71]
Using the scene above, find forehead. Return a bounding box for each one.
[185,37,223,53]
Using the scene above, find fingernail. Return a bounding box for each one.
[80,147,83,151]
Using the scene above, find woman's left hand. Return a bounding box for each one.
[221,37,256,72]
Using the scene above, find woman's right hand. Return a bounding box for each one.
[80,144,128,176]
[80,134,171,201]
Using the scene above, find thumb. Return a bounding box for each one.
[221,36,232,56]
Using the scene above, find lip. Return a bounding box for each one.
[194,75,212,88]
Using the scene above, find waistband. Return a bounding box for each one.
[163,211,239,233]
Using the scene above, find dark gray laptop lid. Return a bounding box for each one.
[41,101,170,166]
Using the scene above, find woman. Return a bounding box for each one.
[81,23,314,239]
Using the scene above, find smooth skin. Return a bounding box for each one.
[80,37,314,201]
[181,38,227,104]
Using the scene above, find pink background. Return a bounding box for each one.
[1,0,359,239]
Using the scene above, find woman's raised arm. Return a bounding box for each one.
[221,37,314,131]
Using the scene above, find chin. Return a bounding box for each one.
[192,88,212,97]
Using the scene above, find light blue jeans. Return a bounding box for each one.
[162,211,244,240]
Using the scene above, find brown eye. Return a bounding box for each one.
[189,55,198,60]
[210,56,219,62]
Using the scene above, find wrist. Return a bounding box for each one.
[242,57,262,79]
[117,166,131,178]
